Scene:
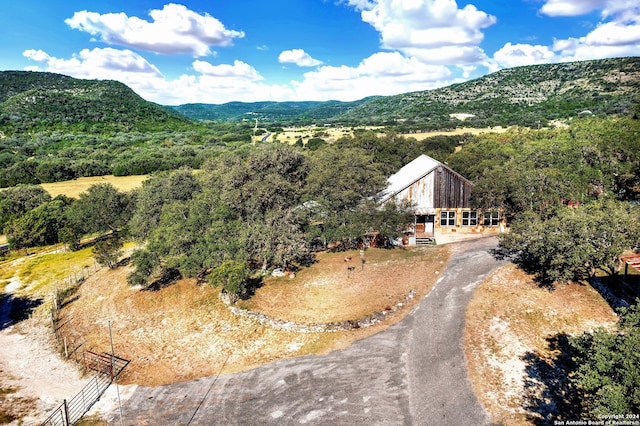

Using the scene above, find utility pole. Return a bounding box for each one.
[109,321,124,426]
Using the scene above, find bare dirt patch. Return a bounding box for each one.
[56,245,448,387]
[464,264,618,425]
[246,247,446,323]
[0,319,86,424]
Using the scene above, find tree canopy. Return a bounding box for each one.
[498,200,640,285]
[570,303,640,417]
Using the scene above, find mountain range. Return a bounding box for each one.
[170,57,640,128]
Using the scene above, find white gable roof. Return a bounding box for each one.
[378,154,441,203]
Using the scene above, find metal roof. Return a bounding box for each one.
[377,154,472,204]
[377,155,440,203]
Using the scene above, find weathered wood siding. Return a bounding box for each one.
[393,171,435,212]
[433,166,472,208]
[390,165,471,212]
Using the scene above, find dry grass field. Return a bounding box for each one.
[271,126,369,144]
[40,175,147,198]
[246,247,445,323]
[268,125,509,145]
[402,126,509,140]
[465,264,617,425]
[0,175,146,245]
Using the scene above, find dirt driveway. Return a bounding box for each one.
[93,237,503,425]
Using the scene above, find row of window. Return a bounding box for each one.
[440,211,500,227]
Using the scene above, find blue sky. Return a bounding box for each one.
[1,1,639,105]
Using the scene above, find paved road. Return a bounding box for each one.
[103,237,503,425]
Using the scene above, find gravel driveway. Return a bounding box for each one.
[98,237,504,425]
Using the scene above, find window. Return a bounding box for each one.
[440,211,456,226]
[483,211,500,227]
[462,211,478,226]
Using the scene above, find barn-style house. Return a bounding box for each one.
[378,154,504,245]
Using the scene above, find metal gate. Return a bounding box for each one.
[42,351,129,426]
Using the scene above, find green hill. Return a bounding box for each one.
[171,98,377,122]
[0,71,193,133]
[337,57,640,127]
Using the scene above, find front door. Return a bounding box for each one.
[425,215,434,236]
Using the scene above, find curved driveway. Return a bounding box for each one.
[104,237,503,425]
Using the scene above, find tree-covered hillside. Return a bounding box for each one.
[171,98,376,122]
[0,71,193,133]
[337,57,640,128]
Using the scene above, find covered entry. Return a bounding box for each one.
[415,214,435,237]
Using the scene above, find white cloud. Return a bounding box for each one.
[354,0,496,64]
[23,44,458,104]
[540,0,607,17]
[403,45,489,64]
[493,1,640,67]
[540,0,640,20]
[65,3,244,57]
[278,49,323,67]
[492,43,558,68]
[291,51,454,101]
[548,1,640,61]
[584,20,640,45]
[342,0,375,10]
[23,47,163,80]
[22,47,292,105]
[192,60,262,80]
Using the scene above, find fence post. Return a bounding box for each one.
[63,399,70,426]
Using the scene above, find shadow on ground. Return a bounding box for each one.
[521,334,581,425]
[0,293,43,330]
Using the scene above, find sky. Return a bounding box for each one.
[1,0,639,105]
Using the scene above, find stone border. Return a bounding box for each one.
[222,290,415,333]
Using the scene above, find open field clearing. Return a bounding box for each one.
[401,126,509,140]
[269,125,510,145]
[465,264,617,425]
[271,126,365,144]
[40,175,147,198]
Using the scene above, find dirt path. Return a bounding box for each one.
[93,237,502,425]
[0,257,86,424]
[0,321,86,422]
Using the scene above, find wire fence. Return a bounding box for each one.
[41,351,129,426]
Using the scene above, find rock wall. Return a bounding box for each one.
[222,290,415,333]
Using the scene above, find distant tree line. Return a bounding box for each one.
[3,118,639,288]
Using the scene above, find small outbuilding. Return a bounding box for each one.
[378,154,504,245]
